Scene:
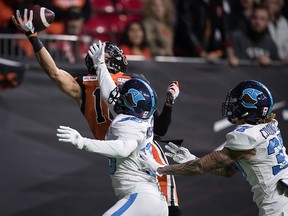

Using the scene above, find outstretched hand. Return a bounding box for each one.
[56,126,85,149]
[11,9,35,36]
[166,82,180,105]
[88,41,106,71]
[165,142,197,163]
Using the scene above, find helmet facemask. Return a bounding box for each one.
[85,42,128,74]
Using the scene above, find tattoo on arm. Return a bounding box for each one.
[158,149,235,176]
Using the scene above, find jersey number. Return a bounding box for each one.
[94,88,112,124]
[267,134,288,175]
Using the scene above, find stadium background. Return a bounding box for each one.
[0,59,288,216]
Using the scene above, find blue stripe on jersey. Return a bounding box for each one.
[111,193,138,216]
[118,116,143,123]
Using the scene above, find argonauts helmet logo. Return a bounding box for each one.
[124,88,145,108]
[241,88,266,109]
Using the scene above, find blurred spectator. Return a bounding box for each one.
[142,0,175,56]
[173,0,232,62]
[119,20,151,58]
[227,0,259,33]
[33,0,92,35]
[58,7,90,63]
[225,0,259,66]
[263,0,288,64]
[227,6,279,66]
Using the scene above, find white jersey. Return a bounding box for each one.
[225,120,288,216]
[105,113,160,198]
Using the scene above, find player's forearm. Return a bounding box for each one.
[158,150,234,176]
[158,159,204,176]
[35,45,59,79]
[97,64,117,114]
[153,104,172,136]
[82,138,138,158]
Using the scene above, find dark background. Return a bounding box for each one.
[1,60,287,216]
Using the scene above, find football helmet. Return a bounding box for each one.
[85,42,128,74]
[108,78,157,119]
[222,80,274,124]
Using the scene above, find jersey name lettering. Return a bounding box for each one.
[83,76,98,82]
[260,122,278,139]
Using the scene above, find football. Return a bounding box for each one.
[31,5,55,32]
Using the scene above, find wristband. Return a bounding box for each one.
[28,35,44,52]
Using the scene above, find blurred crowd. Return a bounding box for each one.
[1,0,288,66]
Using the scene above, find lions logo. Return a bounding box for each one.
[124,88,145,109]
[241,88,266,109]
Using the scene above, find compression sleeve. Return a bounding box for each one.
[82,138,138,158]
[154,104,172,136]
[97,64,117,116]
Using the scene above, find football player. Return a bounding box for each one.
[57,77,168,215]
[12,9,181,215]
[142,80,288,216]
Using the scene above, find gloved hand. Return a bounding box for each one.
[88,41,105,70]
[11,9,35,37]
[165,142,197,163]
[139,148,164,177]
[56,126,86,149]
[166,81,180,105]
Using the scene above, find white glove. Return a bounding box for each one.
[139,148,164,177]
[88,41,105,70]
[56,126,86,149]
[165,142,197,163]
[166,82,180,105]
[11,9,35,36]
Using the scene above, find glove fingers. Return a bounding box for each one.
[93,43,98,52]
[88,50,93,58]
[56,133,70,139]
[28,10,33,22]
[166,142,179,151]
[24,8,28,21]
[59,125,72,131]
[165,145,177,154]
[164,152,174,158]
[16,10,22,23]
[58,138,71,143]
[90,45,95,54]
[98,40,102,50]
[168,142,179,149]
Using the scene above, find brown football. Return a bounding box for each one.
[31,5,55,32]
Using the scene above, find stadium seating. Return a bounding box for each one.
[90,0,115,13]
[115,0,145,14]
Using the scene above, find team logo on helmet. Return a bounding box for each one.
[241,88,266,109]
[124,88,145,108]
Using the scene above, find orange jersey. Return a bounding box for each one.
[77,72,132,140]
[76,72,179,207]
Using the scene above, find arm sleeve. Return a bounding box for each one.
[82,116,146,157]
[97,64,117,116]
[82,138,138,158]
[153,104,172,136]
